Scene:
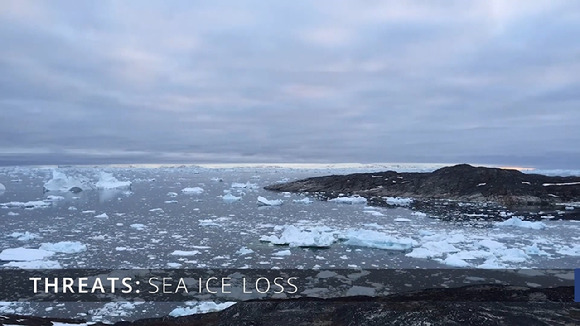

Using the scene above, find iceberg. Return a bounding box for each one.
[40,241,87,254]
[342,229,417,250]
[495,217,546,230]
[260,225,336,248]
[96,172,132,189]
[43,170,88,192]
[222,193,242,202]
[182,187,204,194]
[257,196,283,206]
[328,195,367,204]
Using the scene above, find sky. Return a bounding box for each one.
[1,0,579,168]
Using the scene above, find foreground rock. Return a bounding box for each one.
[265,164,580,208]
[2,285,578,325]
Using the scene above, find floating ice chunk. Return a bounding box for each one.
[43,170,87,192]
[477,257,508,269]
[495,217,546,230]
[7,211,19,216]
[235,247,254,255]
[498,248,530,263]
[222,193,242,202]
[525,243,550,256]
[441,254,471,267]
[257,196,283,206]
[411,211,427,217]
[45,195,64,201]
[130,223,146,230]
[421,241,460,254]
[328,195,367,205]
[231,182,258,189]
[149,208,164,212]
[40,241,87,254]
[167,192,178,197]
[199,219,220,226]
[384,197,413,206]
[171,250,201,256]
[94,213,109,218]
[182,187,204,194]
[0,200,51,209]
[260,225,336,248]
[169,302,236,317]
[477,239,506,251]
[95,172,131,189]
[556,244,580,256]
[542,181,580,186]
[4,260,61,269]
[10,232,39,241]
[293,197,313,204]
[272,249,291,256]
[406,247,440,259]
[343,229,417,250]
[0,182,5,192]
[394,218,411,222]
[0,248,54,261]
[167,262,182,268]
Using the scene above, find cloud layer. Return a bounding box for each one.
[1,0,579,168]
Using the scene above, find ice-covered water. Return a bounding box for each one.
[0,165,578,322]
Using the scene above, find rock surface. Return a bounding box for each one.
[264,164,580,207]
[2,285,578,325]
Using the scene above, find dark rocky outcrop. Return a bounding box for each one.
[264,164,580,207]
[3,285,578,325]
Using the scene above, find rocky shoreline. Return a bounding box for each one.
[264,164,580,220]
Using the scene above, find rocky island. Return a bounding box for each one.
[265,164,580,220]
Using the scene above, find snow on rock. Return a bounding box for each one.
[384,197,413,206]
[222,193,242,202]
[43,170,87,192]
[182,187,204,194]
[169,302,236,317]
[343,229,417,250]
[40,241,87,254]
[0,248,54,261]
[0,200,51,209]
[257,196,283,206]
[95,172,131,189]
[329,195,367,205]
[260,225,336,248]
[495,217,546,230]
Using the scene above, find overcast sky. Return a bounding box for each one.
[1,1,579,168]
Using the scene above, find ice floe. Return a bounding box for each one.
[260,225,336,248]
[40,241,87,254]
[169,301,236,317]
[95,172,132,189]
[342,229,417,250]
[0,247,54,261]
[182,187,204,194]
[328,195,367,204]
[257,196,283,206]
[171,250,201,256]
[0,200,51,209]
[10,231,39,241]
[293,197,313,204]
[495,217,546,230]
[43,170,88,192]
[222,193,242,202]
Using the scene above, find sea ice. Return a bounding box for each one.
[10,232,39,241]
[293,197,313,204]
[495,217,546,230]
[94,213,109,218]
[328,195,367,204]
[4,260,62,269]
[169,302,236,317]
[95,172,131,189]
[182,187,204,194]
[441,254,471,267]
[384,197,413,206]
[130,224,146,230]
[343,229,417,250]
[0,248,54,261]
[272,249,292,256]
[260,225,336,248]
[222,193,242,202]
[235,247,254,255]
[40,241,87,254]
[171,250,201,256]
[257,196,283,206]
[0,200,51,209]
[43,170,87,192]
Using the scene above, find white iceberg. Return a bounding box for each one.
[43,170,87,192]
[495,217,546,230]
[182,187,204,194]
[222,193,242,202]
[257,196,283,206]
[328,195,367,205]
[95,172,132,189]
[260,225,336,248]
[40,241,87,254]
[342,229,417,250]
[384,197,413,206]
[0,248,54,261]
